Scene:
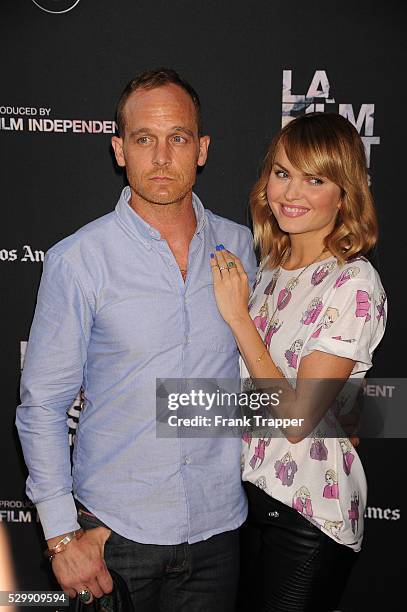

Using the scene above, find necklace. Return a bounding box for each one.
[261,248,330,343]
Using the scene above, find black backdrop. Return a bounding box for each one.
[1,1,406,609]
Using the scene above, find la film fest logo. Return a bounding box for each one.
[31,0,81,14]
[282,70,380,170]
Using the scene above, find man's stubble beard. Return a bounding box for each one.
[131,178,196,207]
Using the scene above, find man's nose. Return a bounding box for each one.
[152,140,171,166]
[284,178,303,201]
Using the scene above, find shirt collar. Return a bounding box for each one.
[115,187,206,246]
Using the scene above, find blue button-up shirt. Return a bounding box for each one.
[16,187,257,543]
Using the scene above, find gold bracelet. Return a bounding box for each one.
[44,529,83,561]
[256,348,268,362]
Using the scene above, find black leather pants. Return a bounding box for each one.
[237,482,358,612]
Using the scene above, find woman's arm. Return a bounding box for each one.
[210,248,355,442]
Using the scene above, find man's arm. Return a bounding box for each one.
[16,252,91,538]
[16,251,112,599]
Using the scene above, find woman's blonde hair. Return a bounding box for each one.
[296,486,311,498]
[325,469,338,483]
[250,112,378,267]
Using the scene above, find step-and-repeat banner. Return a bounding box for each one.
[1,1,405,610]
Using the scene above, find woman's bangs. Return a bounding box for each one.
[279,128,340,181]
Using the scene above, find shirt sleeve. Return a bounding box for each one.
[240,228,258,289]
[16,252,93,540]
[301,277,387,375]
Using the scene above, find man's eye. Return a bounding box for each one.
[137,136,150,144]
[172,135,186,143]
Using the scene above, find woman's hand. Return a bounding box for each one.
[210,246,250,327]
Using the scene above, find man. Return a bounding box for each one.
[16,68,257,611]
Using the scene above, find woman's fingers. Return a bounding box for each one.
[222,251,239,275]
[211,247,247,285]
[213,249,231,277]
[209,247,250,324]
[210,254,222,289]
[220,248,247,278]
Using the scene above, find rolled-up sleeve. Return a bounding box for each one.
[301,279,387,375]
[16,252,93,539]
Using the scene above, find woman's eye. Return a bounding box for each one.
[309,177,324,186]
[275,169,288,179]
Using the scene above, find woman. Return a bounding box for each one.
[210,113,387,611]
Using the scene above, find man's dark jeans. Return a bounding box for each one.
[77,507,239,611]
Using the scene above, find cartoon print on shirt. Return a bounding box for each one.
[323,469,339,499]
[348,491,360,535]
[323,520,343,541]
[339,438,355,476]
[255,476,268,491]
[355,289,371,322]
[334,266,360,288]
[240,453,245,475]
[242,429,252,448]
[264,317,282,349]
[292,486,313,518]
[252,269,263,293]
[253,301,269,331]
[376,291,387,326]
[249,437,272,470]
[311,307,339,338]
[301,297,323,325]
[248,295,257,312]
[248,270,264,312]
[264,269,280,297]
[284,339,303,369]
[240,256,387,551]
[274,451,298,487]
[277,278,299,311]
[310,429,328,460]
[311,261,337,286]
[249,262,275,311]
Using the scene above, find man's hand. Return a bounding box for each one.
[48,527,113,603]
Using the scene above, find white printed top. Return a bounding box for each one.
[241,255,387,550]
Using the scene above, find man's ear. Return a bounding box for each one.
[111,136,126,167]
[197,135,210,167]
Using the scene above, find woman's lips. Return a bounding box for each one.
[281,204,310,218]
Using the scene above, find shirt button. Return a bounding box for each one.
[184,456,192,465]
[185,336,190,344]
[268,511,279,518]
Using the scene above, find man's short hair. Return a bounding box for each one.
[116,67,202,137]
